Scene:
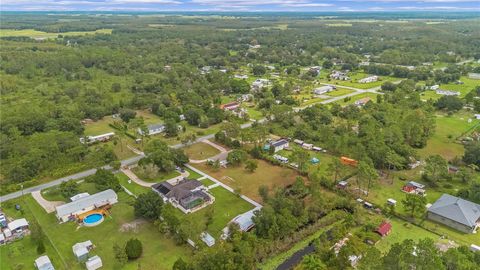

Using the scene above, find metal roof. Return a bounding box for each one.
[35,255,55,270]
[55,189,117,217]
[428,194,480,227]
[271,139,288,147]
[232,210,256,231]
[7,218,29,231]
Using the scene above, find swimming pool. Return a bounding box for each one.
[83,213,104,227]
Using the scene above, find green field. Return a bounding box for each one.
[176,186,255,239]
[417,111,479,160]
[193,159,301,203]
[0,193,190,270]
[334,92,380,106]
[0,29,112,39]
[132,167,181,183]
[183,142,221,160]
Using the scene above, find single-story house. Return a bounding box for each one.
[220,102,240,111]
[234,74,248,79]
[427,194,480,233]
[55,189,118,223]
[468,73,480,80]
[330,70,350,81]
[7,218,29,232]
[35,255,55,270]
[312,85,335,95]
[358,76,378,83]
[376,221,392,237]
[355,97,372,107]
[436,89,460,96]
[270,139,289,152]
[152,179,212,213]
[80,132,115,144]
[138,123,165,136]
[200,232,215,247]
[85,255,102,270]
[72,240,93,262]
[232,210,256,232]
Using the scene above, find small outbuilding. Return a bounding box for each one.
[200,232,215,247]
[7,218,29,232]
[35,255,55,270]
[310,157,320,164]
[72,240,93,262]
[376,221,392,237]
[85,255,103,270]
[387,198,397,206]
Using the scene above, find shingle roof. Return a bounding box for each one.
[428,194,480,227]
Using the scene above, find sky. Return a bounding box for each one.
[1,0,479,12]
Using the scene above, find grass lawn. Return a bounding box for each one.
[184,167,203,180]
[84,117,116,136]
[417,111,479,160]
[192,159,301,203]
[375,217,439,253]
[200,178,216,187]
[117,172,151,196]
[246,107,264,120]
[41,181,98,202]
[132,167,181,183]
[325,87,356,97]
[0,28,112,39]
[177,186,255,239]
[183,142,221,160]
[334,92,380,106]
[1,193,191,270]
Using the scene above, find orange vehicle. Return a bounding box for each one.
[340,156,358,167]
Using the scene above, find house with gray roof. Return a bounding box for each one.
[427,194,480,233]
[152,179,213,213]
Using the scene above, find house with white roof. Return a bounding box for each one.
[138,123,165,136]
[35,255,55,270]
[55,189,118,223]
[7,218,29,232]
[85,255,102,270]
[313,85,335,95]
[80,132,115,144]
[358,76,378,83]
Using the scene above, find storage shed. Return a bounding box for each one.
[85,255,102,270]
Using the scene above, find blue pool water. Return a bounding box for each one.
[83,213,103,224]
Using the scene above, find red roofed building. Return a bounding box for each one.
[220,102,240,111]
[376,221,392,237]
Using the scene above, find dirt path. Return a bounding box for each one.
[189,140,230,164]
[121,168,189,187]
[31,191,65,213]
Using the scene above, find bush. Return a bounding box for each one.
[125,238,143,260]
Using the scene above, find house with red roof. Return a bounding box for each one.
[220,102,240,111]
[376,221,392,237]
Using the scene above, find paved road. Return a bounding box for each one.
[0,155,143,203]
[0,82,385,203]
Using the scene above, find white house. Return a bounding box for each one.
[270,139,289,152]
[7,218,29,232]
[35,255,55,270]
[234,74,248,79]
[358,76,378,83]
[55,189,118,223]
[138,123,165,136]
[200,232,215,247]
[330,70,350,81]
[313,85,335,95]
[436,89,460,96]
[429,85,440,90]
[85,255,102,270]
[80,132,115,144]
[302,143,313,150]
